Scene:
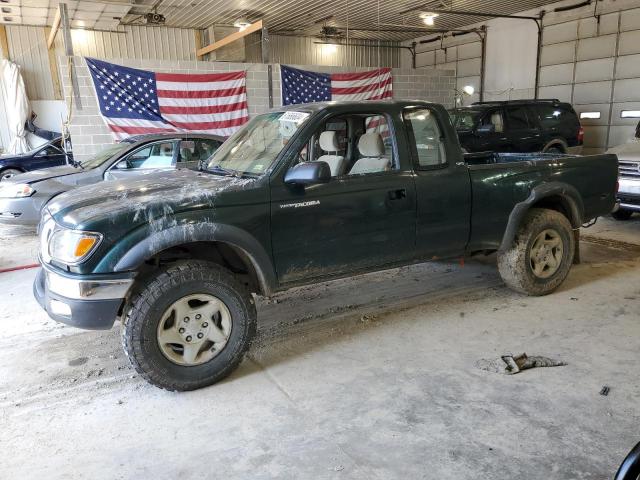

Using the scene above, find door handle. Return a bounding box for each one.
[388,189,406,200]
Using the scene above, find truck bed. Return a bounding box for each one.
[464,152,619,251]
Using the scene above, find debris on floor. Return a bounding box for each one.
[475,353,567,375]
[600,385,611,396]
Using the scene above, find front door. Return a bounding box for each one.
[270,111,417,285]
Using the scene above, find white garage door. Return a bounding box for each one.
[539,8,640,154]
[415,32,483,105]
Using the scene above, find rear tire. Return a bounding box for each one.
[497,208,575,296]
[121,261,257,391]
[612,209,634,221]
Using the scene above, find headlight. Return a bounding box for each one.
[0,183,35,198]
[48,228,102,265]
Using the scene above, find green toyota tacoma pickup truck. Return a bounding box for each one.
[33,100,618,391]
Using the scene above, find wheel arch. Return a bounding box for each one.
[499,182,584,251]
[0,165,26,177]
[542,138,568,153]
[112,223,277,296]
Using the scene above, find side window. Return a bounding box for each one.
[124,141,175,169]
[405,108,446,168]
[535,105,570,129]
[479,110,504,133]
[178,141,196,163]
[193,139,222,162]
[505,106,533,130]
[37,146,62,156]
[348,114,396,175]
[302,113,396,177]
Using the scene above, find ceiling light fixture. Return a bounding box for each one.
[419,12,439,26]
[233,17,252,31]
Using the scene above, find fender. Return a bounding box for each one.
[112,222,278,295]
[499,182,584,251]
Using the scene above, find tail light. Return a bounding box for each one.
[578,126,584,144]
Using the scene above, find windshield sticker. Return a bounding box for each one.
[279,111,310,124]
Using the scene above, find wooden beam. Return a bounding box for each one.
[196,20,262,57]
[0,25,9,60]
[194,29,203,52]
[47,7,61,50]
[44,27,63,100]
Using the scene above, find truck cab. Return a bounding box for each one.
[33,100,617,391]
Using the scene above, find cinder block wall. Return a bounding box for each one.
[60,57,455,161]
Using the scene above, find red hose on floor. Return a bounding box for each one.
[0,263,40,274]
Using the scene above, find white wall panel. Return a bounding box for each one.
[615,54,640,79]
[582,126,608,148]
[457,58,481,77]
[620,8,640,31]
[609,125,637,147]
[618,30,640,55]
[574,58,615,83]
[538,84,572,103]
[457,42,482,60]
[543,21,578,45]
[573,81,613,104]
[613,78,640,102]
[576,35,616,60]
[6,25,53,100]
[539,63,574,86]
[541,41,576,66]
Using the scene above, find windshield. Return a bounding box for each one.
[449,109,481,130]
[81,143,129,169]
[205,111,310,176]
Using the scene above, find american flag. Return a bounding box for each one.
[86,57,249,140]
[281,65,393,105]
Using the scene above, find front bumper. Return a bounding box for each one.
[617,177,640,212]
[33,263,135,330]
[0,196,41,225]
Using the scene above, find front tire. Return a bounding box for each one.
[121,261,257,391]
[497,208,575,296]
[612,209,634,221]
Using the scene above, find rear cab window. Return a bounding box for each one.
[404,108,447,169]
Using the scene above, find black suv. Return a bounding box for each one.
[449,100,584,154]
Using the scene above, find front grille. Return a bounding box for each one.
[619,160,640,178]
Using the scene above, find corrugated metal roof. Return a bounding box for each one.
[125,0,560,41]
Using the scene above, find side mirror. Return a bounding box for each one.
[114,160,129,170]
[477,124,495,134]
[284,161,331,186]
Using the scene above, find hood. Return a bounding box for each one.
[48,169,257,230]
[607,139,640,161]
[8,165,84,184]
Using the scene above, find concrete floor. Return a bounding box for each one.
[0,216,639,479]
